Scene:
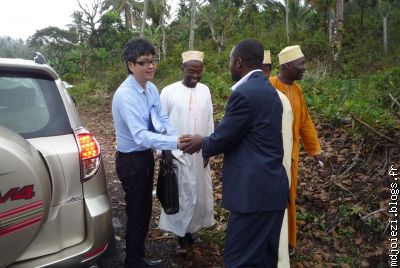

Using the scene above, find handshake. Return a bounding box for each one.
[177,134,204,154]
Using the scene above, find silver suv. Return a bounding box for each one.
[0,54,112,267]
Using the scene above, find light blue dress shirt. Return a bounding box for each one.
[112,74,178,152]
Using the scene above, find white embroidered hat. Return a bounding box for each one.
[278,45,304,65]
[182,51,204,63]
[263,50,271,64]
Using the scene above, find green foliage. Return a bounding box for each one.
[339,204,363,223]
[297,211,327,230]
[199,204,228,250]
[300,29,330,63]
[303,65,399,133]
[153,51,182,90]
[363,217,385,233]
[28,27,78,48]
[60,50,82,80]
[202,72,232,103]
[0,37,35,59]
[68,79,101,107]
[1,0,398,139]
[95,11,131,50]
[335,255,359,266]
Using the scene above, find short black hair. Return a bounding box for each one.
[232,39,264,69]
[123,38,156,73]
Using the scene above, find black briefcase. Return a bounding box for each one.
[156,151,179,214]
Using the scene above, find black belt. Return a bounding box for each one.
[116,149,152,157]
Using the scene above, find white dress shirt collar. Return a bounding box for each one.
[231,69,263,91]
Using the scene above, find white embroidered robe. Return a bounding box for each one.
[158,81,214,237]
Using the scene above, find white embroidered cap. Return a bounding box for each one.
[278,45,304,65]
[182,51,204,63]
[263,50,271,64]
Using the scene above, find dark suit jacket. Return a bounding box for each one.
[202,71,289,213]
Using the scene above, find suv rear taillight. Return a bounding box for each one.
[74,128,101,182]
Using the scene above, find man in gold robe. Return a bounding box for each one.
[269,45,324,255]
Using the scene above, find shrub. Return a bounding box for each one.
[302,66,399,134]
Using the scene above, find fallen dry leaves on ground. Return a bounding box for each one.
[81,102,398,267]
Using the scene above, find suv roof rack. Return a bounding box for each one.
[34,52,47,64]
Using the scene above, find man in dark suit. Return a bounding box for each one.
[180,38,289,268]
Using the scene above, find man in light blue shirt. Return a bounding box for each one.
[112,38,181,268]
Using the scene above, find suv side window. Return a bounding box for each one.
[0,71,72,138]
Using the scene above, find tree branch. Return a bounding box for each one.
[360,207,386,221]
[349,112,398,144]
[389,93,400,109]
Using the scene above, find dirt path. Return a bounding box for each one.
[81,103,222,268]
[80,103,395,268]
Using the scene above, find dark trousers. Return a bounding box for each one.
[115,150,154,268]
[224,210,285,268]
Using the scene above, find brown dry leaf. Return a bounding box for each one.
[333,238,341,251]
[351,143,358,152]
[336,154,346,162]
[319,189,330,201]
[324,152,335,158]
[302,261,312,268]
[360,260,369,267]
[342,179,353,186]
[313,252,323,262]
[355,236,363,245]
[324,263,337,267]
[325,145,336,153]
[365,247,384,257]
[297,220,306,226]
[147,229,163,239]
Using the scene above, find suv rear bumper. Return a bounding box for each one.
[9,192,112,268]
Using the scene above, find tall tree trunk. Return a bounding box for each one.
[206,0,231,53]
[189,0,197,50]
[360,0,366,32]
[285,0,290,44]
[160,1,167,60]
[328,16,334,43]
[324,0,328,33]
[383,16,388,55]
[124,7,133,30]
[141,0,148,38]
[331,0,343,69]
[379,1,391,55]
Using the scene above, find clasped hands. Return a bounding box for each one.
[177,134,203,154]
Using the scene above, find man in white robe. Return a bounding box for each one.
[263,50,294,268]
[159,51,214,253]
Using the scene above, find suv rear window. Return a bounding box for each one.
[0,71,71,139]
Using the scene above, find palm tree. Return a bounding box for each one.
[102,0,142,30]
[146,0,170,59]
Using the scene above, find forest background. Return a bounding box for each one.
[1,0,399,267]
[1,0,399,134]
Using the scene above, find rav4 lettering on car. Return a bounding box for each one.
[0,185,35,204]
